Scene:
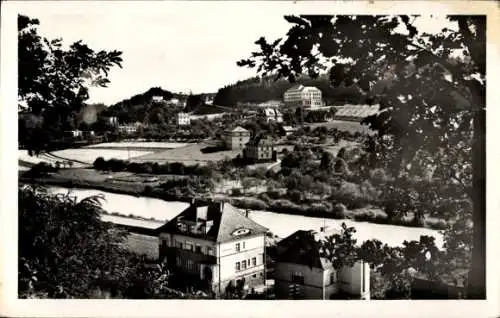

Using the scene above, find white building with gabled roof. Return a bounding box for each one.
[274,228,370,300]
[156,200,268,296]
[222,126,251,150]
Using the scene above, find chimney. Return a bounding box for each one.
[191,197,196,206]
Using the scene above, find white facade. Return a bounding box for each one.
[66,130,83,138]
[284,85,323,109]
[118,122,141,134]
[263,108,284,123]
[274,260,370,300]
[217,235,266,283]
[177,112,191,126]
[152,95,164,103]
[159,231,266,293]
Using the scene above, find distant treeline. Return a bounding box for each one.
[93,157,214,176]
[213,75,368,107]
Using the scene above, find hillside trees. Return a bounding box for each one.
[213,74,366,107]
[18,15,123,155]
[238,15,484,298]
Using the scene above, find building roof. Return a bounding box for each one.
[282,125,298,132]
[246,134,273,147]
[264,108,283,117]
[225,126,249,134]
[156,201,268,243]
[275,228,339,269]
[287,84,305,92]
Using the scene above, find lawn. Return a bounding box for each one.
[85,141,189,151]
[51,148,153,164]
[130,141,242,165]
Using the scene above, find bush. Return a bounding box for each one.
[425,218,448,230]
[307,202,332,215]
[93,157,106,170]
[231,188,242,196]
[266,189,282,200]
[268,199,302,214]
[231,197,268,210]
[331,203,347,218]
[287,189,303,203]
[27,162,58,177]
[258,192,271,203]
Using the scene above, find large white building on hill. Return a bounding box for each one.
[284,85,323,109]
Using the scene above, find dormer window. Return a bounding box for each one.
[178,223,187,232]
[231,228,250,237]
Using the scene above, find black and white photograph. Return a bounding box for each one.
[1,0,499,317]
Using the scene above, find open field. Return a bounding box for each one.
[306,120,375,135]
[19,149,153,169]
[131,141,242,165]
[52,148,153,164]
[85,141,189,151]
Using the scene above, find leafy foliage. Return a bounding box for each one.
[18,185,130,298]
[18,15,123,154]
[239,14,484,297]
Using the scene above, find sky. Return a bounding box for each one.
[14,1,456,105]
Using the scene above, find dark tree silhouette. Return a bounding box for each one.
[239,15,484,298]
[18,15,123,155]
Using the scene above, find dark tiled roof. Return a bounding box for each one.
[275,230,327,269]
[246,134,273,147]
[156,202,268,243]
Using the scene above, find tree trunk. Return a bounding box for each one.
[467,106,486,299]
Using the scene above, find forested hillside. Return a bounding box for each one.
[213,74,367,107]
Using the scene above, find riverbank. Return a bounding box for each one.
[20,169,448,231]
[43,185,444,248]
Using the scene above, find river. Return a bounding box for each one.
[47,186,444,248]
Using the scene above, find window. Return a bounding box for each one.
[187,260,194,270]
[195,244,202,253]
[330,271,336,285]
[185,242,193,251]
[242,242,245,249]
[242,260,247,270]
[235,262,240,271]
[176,256,182,267]
[176,241,183,249]
[252,257,257,266]
[247,259,251,267]
[252,274,257,278]
[236,243,240,252]
[362,270,365,293]
[207,247,214,256]
[292,272,304,284]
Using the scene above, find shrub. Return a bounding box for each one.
[331,203,347,218]
[231,188,242,196]
[231,197,268,210]
[307,202,332,215]
[425,218,448,230]
[93,157,106,170]
[287,189,303,203]
[266,189,282,200]
[268,199,302,214]
[258,192,271,203]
